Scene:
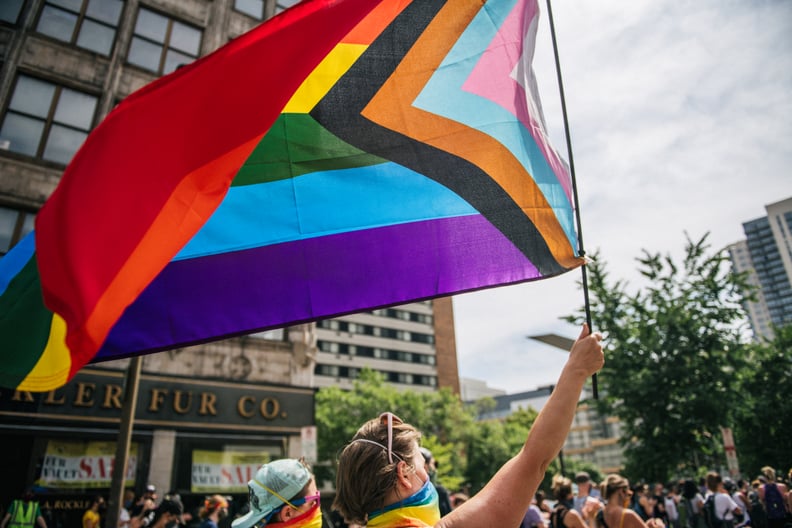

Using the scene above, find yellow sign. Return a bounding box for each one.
[192,450,271,493]
[36,440,138,488]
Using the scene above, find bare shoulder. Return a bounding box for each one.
[622,509,647,528]
[564,508,586,528]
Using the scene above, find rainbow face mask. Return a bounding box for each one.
[366,477,441,528]
[268,502,322,528]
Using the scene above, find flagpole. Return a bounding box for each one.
[107,356,142,528]
[544,0,598,399]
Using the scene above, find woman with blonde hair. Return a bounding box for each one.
[597,475,664,528]
[333,324,604,528]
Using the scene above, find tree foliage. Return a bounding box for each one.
[465,406,538,493]
[732,324,792,477]
[567,233,752,483]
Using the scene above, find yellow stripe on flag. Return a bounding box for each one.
[283,43,367,113]
[19,313,72,392]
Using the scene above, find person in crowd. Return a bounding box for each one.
[725,480,749,528]
[119,505,131,528]
[705,471,742,528]
[449,493,468,510]
[748,480,767,528]
[596,475,664,528]
[119,489,137,528]
[230,458,321,528]
[758,467,789,528]
[630,484,652,522]
[130,485,158,520]
[664,482,680,528]
[680,479,705,528]
[536,490,553,517]
[198,495,229,528]
[137,497,184,528]
[0,490,47,528]
[787,470,792,516]
[651,484,668,525]
[82,495,105,528]
[520,495,547,528]
[130,495,158,528]
[419,448,452,516]
[551,475,602,528]
[163,492,192,527]
[332,323,603,528]
[574,473,603,514]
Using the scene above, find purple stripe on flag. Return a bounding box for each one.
[95,214,542,359]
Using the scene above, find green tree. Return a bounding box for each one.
[732,324,792,477]
[567,233,751,483]
[465,406,538,493]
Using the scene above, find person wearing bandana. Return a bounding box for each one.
[231,459,322,528]
[333,324,604,528]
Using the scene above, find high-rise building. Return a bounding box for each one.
[314,298,460,394]
[728,240,774,339]
[728,197,792,340]
[0,1,458,522]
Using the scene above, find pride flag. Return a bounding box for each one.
[1,0,584,391]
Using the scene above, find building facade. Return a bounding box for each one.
[314,298,459,394]
[727,240,774,340]
[0,0,458,524]
[728,197,792,340]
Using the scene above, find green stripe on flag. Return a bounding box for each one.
[0,254,53,389]
[232,113,386,186]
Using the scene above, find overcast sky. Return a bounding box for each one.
[452,1,792,394]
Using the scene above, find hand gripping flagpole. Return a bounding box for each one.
[544,0,598,399]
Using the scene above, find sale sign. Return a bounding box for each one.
[191,450,272,493]
[36,440,138,488]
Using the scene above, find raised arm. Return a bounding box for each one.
[438,324,604,528]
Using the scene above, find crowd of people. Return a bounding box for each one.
[513,467,792,528]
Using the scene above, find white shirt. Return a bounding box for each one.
[118,507,131,528]
[711,492,740,521]
[665,496,679,522]
[732,493,750,527]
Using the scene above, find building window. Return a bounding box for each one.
[128,7,201,75]
[234,0,264,19]
[317,320,340,331]
[0,75,97,165]
[0,206,35,256]
[275,1,301,14]
[36,0,124,56]
[315,364,340,377]
[0,0,24,24]
[397,373,413,384]
[319,341,339,353]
